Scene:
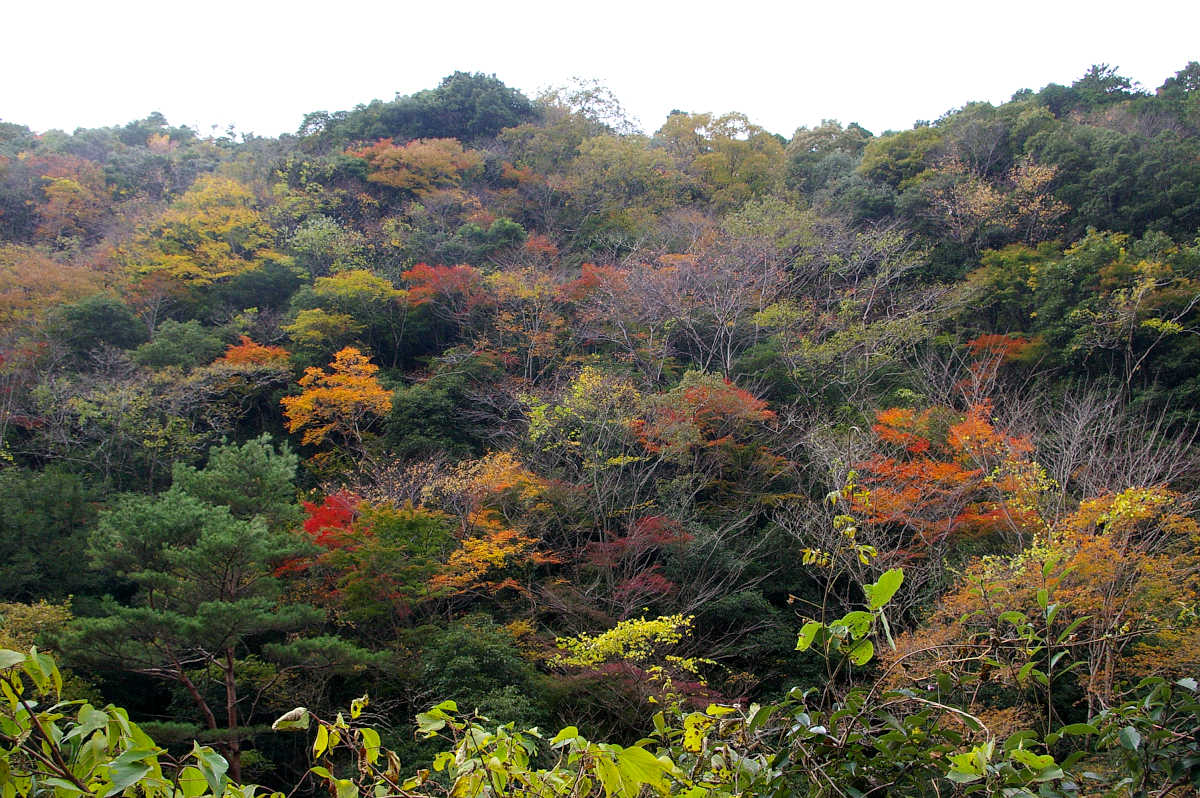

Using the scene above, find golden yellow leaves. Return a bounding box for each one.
[123,175,281,287]
[281,347,392,449]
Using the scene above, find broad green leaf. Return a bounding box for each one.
[20,651,48,693]
[191,742,229,795]
[1032,766,1065,783]
[551,726,579,746]
[37,778,84,796]
[594,755,623,798]
[360,727,381,764]
[1118,726,1141,751]
[105,762,153,797]
[617,746,670,790]
[0,650,26,670]
[796,621,821,651]
[1056,723,1098,736]
[178,766,208,798]
[947,750,983,782]
[999,611,1027,627]
[416,702,456,736]
[415,711,446,736]
[1010,748,1054,771]
[866,569,903,610]
[103,749,159,797]
[840,611,873,638]
[63,704,111,743]
[747,703,771,734]
[1018,661,1037,684]
[848,638,874,666]
[1002,731,1039,751]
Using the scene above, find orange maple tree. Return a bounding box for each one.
[349,137,483,195]
[280,347,392,460]
[216,335,290,367]
[852,400,1048,561]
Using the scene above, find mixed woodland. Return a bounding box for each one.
[3,64,1200,795]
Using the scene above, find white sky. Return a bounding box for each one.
[4,0,1198,140]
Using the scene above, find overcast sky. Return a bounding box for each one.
[4,0,1198,140]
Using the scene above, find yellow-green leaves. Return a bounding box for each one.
[415,700,459,737]
[866,568,904,611]
[123,175,281,287]
[552,614,692,668]
[796,570,902,666]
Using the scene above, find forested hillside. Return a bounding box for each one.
[3,65,1200,796]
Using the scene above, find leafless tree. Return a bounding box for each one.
[1033,388,1200,514]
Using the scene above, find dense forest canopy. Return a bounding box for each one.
[3,64,1200,796]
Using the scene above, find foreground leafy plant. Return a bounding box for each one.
[288,572,1200,796]
[0,648,250,797]
[6,566,1198,797]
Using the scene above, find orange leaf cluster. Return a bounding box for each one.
[280,347,392,448]
[402,263,489,311]
[855,401,1042,555]
[523,233,559,259]
[884,486,1200,708]
[217,335,290,367]
[429,518,556,597]
[959,334,1036,391]
[350,137,483,195]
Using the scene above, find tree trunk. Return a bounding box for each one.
[223,647,242,783]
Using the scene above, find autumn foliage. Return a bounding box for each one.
[6,65,1200,795]
[281,346,392,456]
[853,401,1047,559]
[217,335,290,367]
[350,137,483,195]
[883,485,1200,729]
[402,263,489,313]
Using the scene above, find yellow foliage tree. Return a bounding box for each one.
[397,451,558,609]
[428,522,554,599]
[552,613,693,669]
[122,175,281,287]
[485,267,568,383]
[280,347,392,461]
